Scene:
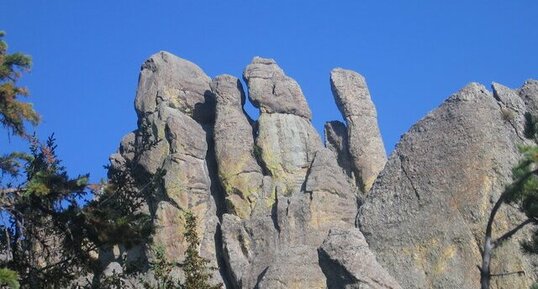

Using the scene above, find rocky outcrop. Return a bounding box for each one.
[106,51,221,284]
[358,83,538,289]
[106,50,537,289]
[330,68,387,192]
[218,58,366,289]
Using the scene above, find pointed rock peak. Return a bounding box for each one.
[329,67,386,193]
[492,82,510,96]
[492,82,525,112]
[447,82,490,102]
[518,79,538,122]
[330,68,370,117]
[243,56,312,119]
[135,51,214,124]
[330,67,366,86]
[520,79,538,91]
[211,74,246,107]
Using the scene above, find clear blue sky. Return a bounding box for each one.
[1,1,537,182]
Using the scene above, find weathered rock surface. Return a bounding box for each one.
[216,58,392,289]
[324,120,355,181]
[106,51,221,285]
[319,228,402,289]
[106,51,537,289]
[519,79,538,116]
[358,83,537,289]
[134,51,214,124]
[221,149,361,289]
[256,112,323,194]
[492,82,527,138]
[212,74,264,219]
[243,57,312,119]
[330,68,387,192]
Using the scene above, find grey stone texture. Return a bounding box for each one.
[212,74,264,219]
[105,51,538,289]
[358,83,538,289]
[319,228,402,289]
[243,57,312,119]
[330,68,387,193]
[324,120,355,181]
[106,51,221,285]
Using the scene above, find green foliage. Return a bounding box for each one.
[0,31,39,137]
[524,113,538,141]
[0,31,155,289]
[530,283,538,289]
[506,145,538,253]
[142,246,183,289]
[183,211,221,289]
[0,268,19,289]
[481,143,538,288]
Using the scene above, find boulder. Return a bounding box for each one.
[243,57,312,119]
[135,51,214,124]
[319,228,402,289]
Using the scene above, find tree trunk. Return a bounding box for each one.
[480,237,493,289]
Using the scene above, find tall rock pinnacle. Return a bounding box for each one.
[330,68,387,193]
[212,74,264,218]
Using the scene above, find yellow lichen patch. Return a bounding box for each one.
[401,238,438,271]
[265,185,277,208]
[401,237,458,281]
[433,244,457,274]
[478,174,494,221]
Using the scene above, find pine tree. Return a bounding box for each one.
[0,268,19,289]
[0,31,153,288]
[0,31,39,138]
[183,211,221,289]
[480,145,538,289]
[142,246,183,289]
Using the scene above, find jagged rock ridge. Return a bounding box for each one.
[105,51,537,289]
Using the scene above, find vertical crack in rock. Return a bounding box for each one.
[492,82,527,142]
[399,156,420,201]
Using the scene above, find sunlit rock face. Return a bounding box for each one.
[105,51,537,289]
[358,82,538,289]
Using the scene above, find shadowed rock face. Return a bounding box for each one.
[105,51,537,289]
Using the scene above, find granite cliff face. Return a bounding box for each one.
[105,51,538,289]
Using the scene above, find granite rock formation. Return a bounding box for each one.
[358,82,538,289]
[330,68,387,193]
[104,51,537,289]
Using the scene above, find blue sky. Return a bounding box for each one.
[1,1,537,182]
